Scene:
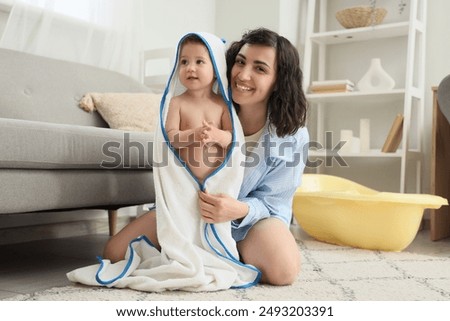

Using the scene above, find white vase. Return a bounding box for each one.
[357,58,395,92]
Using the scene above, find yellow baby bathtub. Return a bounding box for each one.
[293,174,448,251]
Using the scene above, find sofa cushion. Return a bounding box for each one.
[0,118,154,169]
[79,92,161,132]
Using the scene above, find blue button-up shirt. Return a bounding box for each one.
[232,126,309,242]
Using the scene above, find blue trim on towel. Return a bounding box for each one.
[209,224,239,261]
[95,235,156,286]
[204,223,261,288]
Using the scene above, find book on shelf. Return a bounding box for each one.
[310,84,354,93]
[309,79,355,94]
[381,113,404,153]
[312,79,354,86]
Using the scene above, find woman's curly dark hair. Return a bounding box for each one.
[226,28,308,137]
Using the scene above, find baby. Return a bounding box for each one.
[165,34,232,183]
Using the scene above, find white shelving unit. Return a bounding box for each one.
[302,0,426,193]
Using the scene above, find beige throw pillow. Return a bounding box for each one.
[79,92,162,132]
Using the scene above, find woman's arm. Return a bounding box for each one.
[198,128,309,241]
[236,159,301,227]
[237,128,309,226]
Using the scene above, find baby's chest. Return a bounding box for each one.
[180,106,223,128]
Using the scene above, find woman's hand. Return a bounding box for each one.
[198,190,248,224]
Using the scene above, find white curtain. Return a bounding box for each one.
[0,0,144,81]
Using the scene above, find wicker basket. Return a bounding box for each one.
[335,6,387,29]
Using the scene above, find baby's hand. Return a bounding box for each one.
[201,120,217,145]
[193,125,206,144]
[201,120,231,148]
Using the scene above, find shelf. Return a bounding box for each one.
[303,0,426,193]
[310,22,410,45]
[306,89,405,103]
[308,149,422,158]
[309,149,400,158]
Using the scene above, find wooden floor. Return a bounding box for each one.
[0,234,109,300]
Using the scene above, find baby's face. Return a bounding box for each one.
[178,42,215,91]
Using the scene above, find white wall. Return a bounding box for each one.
[215,0,302,46]
[279,0,302,46]
[142,0,216,51]
[215,0,279,44]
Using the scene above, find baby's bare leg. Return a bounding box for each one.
[103,210,159,262]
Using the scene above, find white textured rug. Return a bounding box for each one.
[5,228,450,301]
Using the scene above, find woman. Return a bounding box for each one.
[103,28,309,286]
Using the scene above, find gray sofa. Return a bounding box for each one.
[0,48,155,235]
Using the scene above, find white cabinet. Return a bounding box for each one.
[302,0,426,193]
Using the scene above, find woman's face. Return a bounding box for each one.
[230,44,277,108]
